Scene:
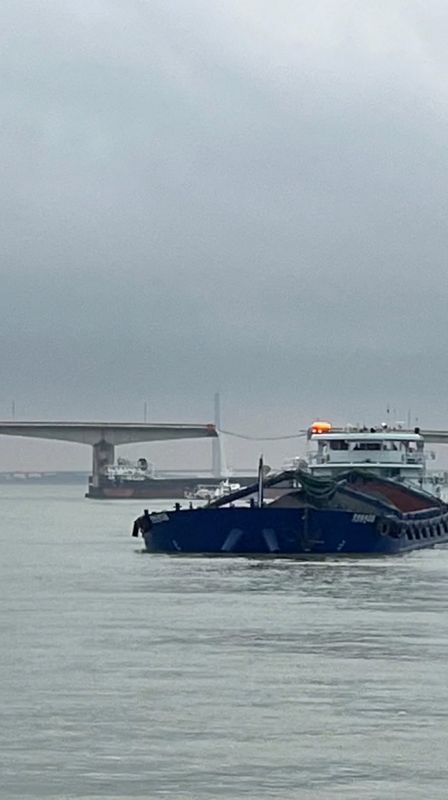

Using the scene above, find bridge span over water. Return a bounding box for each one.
[1,422,448,488]
[0,421,217,487]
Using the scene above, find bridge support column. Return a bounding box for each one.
[92,441,115,487]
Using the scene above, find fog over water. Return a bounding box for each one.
[1,0,448,471]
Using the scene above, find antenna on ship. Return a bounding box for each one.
[212,392,223,478]
[257,455,264,508]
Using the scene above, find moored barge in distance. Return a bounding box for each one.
[87,457,256,499]
[133,423,448,556]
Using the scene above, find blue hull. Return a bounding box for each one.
[144,507,448,556]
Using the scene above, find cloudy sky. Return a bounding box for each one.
[1,0,448,470]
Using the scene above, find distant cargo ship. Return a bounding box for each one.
[86,457,256,499]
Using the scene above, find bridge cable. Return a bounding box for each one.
[218,429,307,441]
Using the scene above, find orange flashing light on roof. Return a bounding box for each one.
[309,421,332,435]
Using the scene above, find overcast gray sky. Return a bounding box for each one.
[1,0,448,470]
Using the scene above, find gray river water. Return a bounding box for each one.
[1,484,448,799]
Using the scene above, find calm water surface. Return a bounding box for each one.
[2,485,448,799]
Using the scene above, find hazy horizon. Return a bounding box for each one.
[2,1,448,470]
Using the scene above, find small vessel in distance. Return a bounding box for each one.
[185,479,242,502]
[134,422,448,556]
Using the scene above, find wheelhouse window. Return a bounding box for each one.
[382,441,399,451]
[329,440,349,450]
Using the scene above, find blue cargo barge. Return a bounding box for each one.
[135,472,448,556]
[132,424,448,556]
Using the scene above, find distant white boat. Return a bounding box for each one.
[185,479,242,502]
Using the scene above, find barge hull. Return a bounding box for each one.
[144,506,448,556]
